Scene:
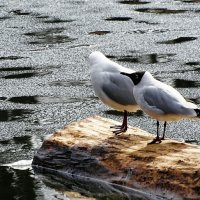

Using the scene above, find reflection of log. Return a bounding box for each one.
[32,116,200,199]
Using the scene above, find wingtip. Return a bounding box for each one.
[194,109,200,117]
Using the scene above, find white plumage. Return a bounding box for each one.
[121,71,200,144]
[89,51,139,134]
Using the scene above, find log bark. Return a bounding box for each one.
[32,116,200,199]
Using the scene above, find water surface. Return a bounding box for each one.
[0,0,199,199]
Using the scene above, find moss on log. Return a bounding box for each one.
[32,116,200,199]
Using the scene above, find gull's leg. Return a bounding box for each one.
[110,110,127,129]
[148,121,162,144]
[112,111,128,135]
[160,121,167,140]
[121,110,128,128]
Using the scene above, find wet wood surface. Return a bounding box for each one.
[32,116,200,199]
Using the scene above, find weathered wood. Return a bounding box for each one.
[32,116,200,199]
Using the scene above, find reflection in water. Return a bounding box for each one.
[0,135,43,164]
[105,17,132,21]
[3,71,51,79]
[11,9,31,15]
[4,72,43,79]
[24,27,64,36]
[194,67,200,73]
[127,29,168,34]
[36,173,97,199]
[135,20,159,25]
[0,167,42,200]
[35,15,49,19]
[0,67,32,72]
[0,65,61,73]
[0,135,32,149]
[68,44,91,49]
[24,28,76,45]
[118,0,150,5]
[177,0,200,3]
[42,18,74,24]
[0,135,43,152]
[33,168,149,200]
[0,16,11,21]
[0,109,33,122]
[135,8,187,14]
[29,36,75,45]
[117,53,175,64]
[185,61,200,66]
[159,67,200,74]
[49,80,91,87]
[0,166,83,200]
[89,31,111,35]
[9,96,39,104]
[173,79,200,88]
[0,135,33,155]
[8,96,93,104]
[0,97,7,101]
[13,135,32,146]
[158,37,197,44]
[68,0,87,5]
[0,56,26,60]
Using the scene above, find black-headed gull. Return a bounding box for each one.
[89,51,139,135]
[121,71,200,144]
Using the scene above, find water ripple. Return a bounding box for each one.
[111,53,175,64]
[0,109,33,122]
[105,17,132,21]
[173,79,200,88]
[8,96,94,104]
[158,37,197,44]
[89,31,111,35]
[24,28,76,45]
[135,8,188,14]
[119,0,150,5]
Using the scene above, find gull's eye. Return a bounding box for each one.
[135,74,139,79]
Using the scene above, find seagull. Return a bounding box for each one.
[121,71,200,144]
[89,51,139,135]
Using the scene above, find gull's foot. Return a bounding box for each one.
[160,137,165,140]
[148,137,162,145]
[112,126,127,135]
[110,125,122,129]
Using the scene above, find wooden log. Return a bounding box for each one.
[32,116,200,199]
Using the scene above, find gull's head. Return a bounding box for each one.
[120,71,146,85]
[89,51,106,66]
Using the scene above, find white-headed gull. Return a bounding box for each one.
[89,51,139,135]
[121,71,200,144]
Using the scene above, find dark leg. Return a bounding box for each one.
[111,110,128,135]
[110,111,127,129]
[160,121,167,140]
[148,121,162,144]
[121,110,128,128]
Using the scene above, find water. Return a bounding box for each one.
[0,0,199,199]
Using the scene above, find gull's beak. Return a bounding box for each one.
[120,72,132,77]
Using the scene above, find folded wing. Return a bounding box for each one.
[102,72,136,105]
[143,87,196,116]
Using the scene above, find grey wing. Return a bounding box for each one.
[143,87,188,114]
[102,72,136,105]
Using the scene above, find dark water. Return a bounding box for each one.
[0,0,199,199]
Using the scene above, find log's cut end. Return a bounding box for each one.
[32,116,200,199]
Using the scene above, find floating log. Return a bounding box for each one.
[32,116,200,200]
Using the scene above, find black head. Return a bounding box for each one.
[120,71,145,85]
